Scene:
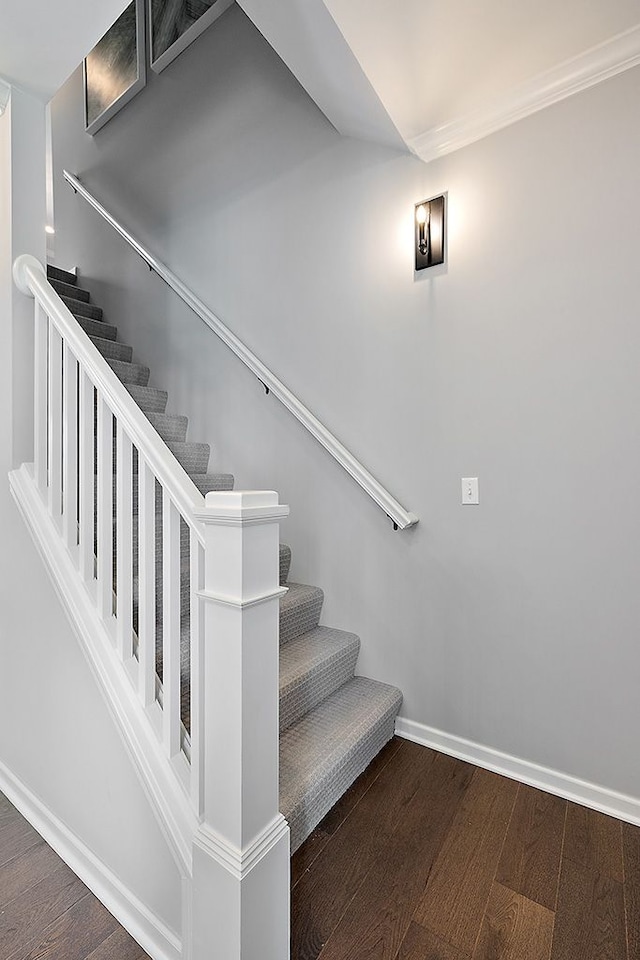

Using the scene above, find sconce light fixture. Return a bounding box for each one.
[0,78,11,117]
[415,194,445,270]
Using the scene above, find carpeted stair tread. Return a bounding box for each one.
[125,384,168,413]
[146,413,188,443]
[280,544,291,585]
[51,278,90,302]
[189,473,235,495]
[90,335,133,363]
[280,582,324,645]
[76,315,118,341]
[62,295,103,321]
[279,626,360,732]
[166,441,210,474]
[47,265,77,286]
[280,676,403,853]
[108,358,150,386]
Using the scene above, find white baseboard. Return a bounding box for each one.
[0,760,182,960]
[395,717,640,826]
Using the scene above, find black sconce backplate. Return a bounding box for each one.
[415,194,446,271]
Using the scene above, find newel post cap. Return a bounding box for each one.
[194,490,289,524]
[13,254,45,297]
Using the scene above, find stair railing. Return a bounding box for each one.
[11,253,291,960]
[63,170,419,532]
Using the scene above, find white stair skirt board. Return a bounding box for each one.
[0,759,181,960]
[395,717,640,827]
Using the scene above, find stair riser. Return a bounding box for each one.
[125,384,169,413]
[280,545,291,584]
[62,295,103,321]
[167,442,210,475]
[51,278,90,301]
[280,642,360,733]
[76,316,118,341]
[47,265,77,286]
[280,591,324,645]
[190,474,235,496]
[92,337,133,364]
[108,359,150,386]
[146,414,188,443]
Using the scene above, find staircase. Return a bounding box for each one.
[46,263,402,855]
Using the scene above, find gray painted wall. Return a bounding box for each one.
[51,6,640,801]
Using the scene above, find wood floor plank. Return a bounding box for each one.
[0,840,64,909]
[316,752,475,960]
[1,862,88,960]
[320,737,403,837]
[495,784,566,911]
[292,737,403,888]
[413,767,519,956]
[550,858,626,960]
[622,821,640,958]
[472,882,554,960]
[18,892,120,960]
[0,815,43,868]
[291,739,437,960]
[396,921,470,960]
[563,804,623,882]
[84,925,150,960]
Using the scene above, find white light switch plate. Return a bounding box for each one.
[462,477,479,504]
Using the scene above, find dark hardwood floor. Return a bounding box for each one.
[291,737,639,960]
[3,739,638,960]
[0,792,149,960]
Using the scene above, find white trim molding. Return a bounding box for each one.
[396,716,640,827]
[194,815,290,882]
[408,24,640,163]
[0,760,182,960]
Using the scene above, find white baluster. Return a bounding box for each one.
[96,396,114,624]
[33,303,48,494]
[48,321,63,523]
[162,487,181,757]
[191,491,290,960]
[138,458,156,706]
[189,534,204,816]
[79,372,95,588]
[116,422,133,660]
[62,343,79,556]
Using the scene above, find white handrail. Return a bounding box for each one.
[63,170,419,531]
[13,253,206,543]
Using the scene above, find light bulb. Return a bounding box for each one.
[416,205,427,225]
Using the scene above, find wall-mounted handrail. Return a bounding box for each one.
[63,170,419,531]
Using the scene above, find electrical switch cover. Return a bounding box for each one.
[461,478,479,504]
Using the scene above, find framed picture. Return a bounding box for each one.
[149,0,234,73]
[84,0,146,135]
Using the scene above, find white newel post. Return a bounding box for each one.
[191,491,291,960]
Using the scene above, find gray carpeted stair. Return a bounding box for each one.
[62,294,103,320]
[47,263,402,855]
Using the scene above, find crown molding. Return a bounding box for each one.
[408,23,640,163]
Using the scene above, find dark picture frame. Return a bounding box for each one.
[84,0,147,136]
[149,0,233,73]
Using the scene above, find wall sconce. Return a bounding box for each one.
[415,194,445,270]
[0,79,11,116]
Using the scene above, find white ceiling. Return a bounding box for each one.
[0,0,128,100]
[323,0,640,141]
